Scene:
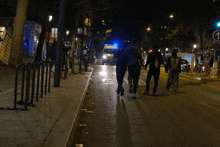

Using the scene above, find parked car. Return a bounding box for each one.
[180,59,190,72]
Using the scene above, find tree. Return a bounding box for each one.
[9,0,29,66]
[166,23,197,52]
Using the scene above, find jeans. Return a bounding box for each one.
[145,70,160,93]
[116,65,127,92]
[128,65,141,93]
[166,70,179,90]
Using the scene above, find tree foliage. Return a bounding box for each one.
[166,23,197,52]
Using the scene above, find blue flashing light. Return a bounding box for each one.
[104,44,108,46]
[218,23,220,27]
[113,44,118,47]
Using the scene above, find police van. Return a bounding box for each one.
[102,44,118,65]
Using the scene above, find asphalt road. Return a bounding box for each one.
[72,64,220,147]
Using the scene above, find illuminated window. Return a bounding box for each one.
[51,28,58,38]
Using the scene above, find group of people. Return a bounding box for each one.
[115,44,181,98]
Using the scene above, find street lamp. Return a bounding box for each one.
[193,44,197,49]
[147,27,151,31]
[66,30,69,35]
[166,48,169,51]
[170,14,174,19]
[49,15,53,22]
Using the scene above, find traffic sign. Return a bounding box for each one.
[213,30,220,41]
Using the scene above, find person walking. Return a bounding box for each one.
[165,49,181,92]
[49,40,57,71]
[126,46,143,98]
[114,47,127,97]
[143,44,162,96]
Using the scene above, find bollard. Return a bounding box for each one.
[41,62,44,98]
[36,62,41,101]
[45,61,48,95]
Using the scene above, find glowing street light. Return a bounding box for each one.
[170,14,174,19]
[66,30,69,35]
[193,44,197,48]
[49,15,53,22]
[166,48,168,51]
[147,27,151,31]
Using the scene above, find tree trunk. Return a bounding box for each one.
[34,13,49,63]
[9,0,29,66]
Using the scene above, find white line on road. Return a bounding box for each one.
[197,101,220,112]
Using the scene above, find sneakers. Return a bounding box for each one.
[132,93,136,98]
[143,90,149,95]
[129,84,133,94]
[116,87,125,96]
[121,87,125,96]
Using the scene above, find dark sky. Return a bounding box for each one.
[107,0,214,40]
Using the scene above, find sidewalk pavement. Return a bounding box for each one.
[0,64,93,147]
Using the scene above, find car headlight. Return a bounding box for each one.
[103,55,106,59]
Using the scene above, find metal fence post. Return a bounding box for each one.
[24,63,31,110]
[36,62,41,101]
[41,62,44,97]
[29,63,35,107]
[45,61,48,95]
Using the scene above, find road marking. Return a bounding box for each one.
[197,101,220,112]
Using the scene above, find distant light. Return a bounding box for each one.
[149,49,152,53]
[104,44,108,46]
[193,44,197,48]
[49,15,53,22]
[147,27,151,31]
[113,44,118,47]
[66,31,69,35]
[158,49,160,52]
[218,23,220,27]
[76,38,78,41]
[103,55,106,59]
[170,14,174,18]
[166,48,168,51]
[144,51,146,53]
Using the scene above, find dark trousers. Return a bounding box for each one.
[166,70,179,90]
[116,65,127,92]
[50,57,55,70]
[128,65,141,93]
[145,70,160,93]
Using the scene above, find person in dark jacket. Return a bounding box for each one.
[143,45,162,96]
[126,46,143,98]
[165,49,181,92]
[49,40,57,71]
[114,47,127,96]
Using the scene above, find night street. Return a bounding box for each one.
[72,64,220,147]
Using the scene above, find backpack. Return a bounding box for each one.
[170,57,179,70]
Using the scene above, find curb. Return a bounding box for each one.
[65,67,94,147]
